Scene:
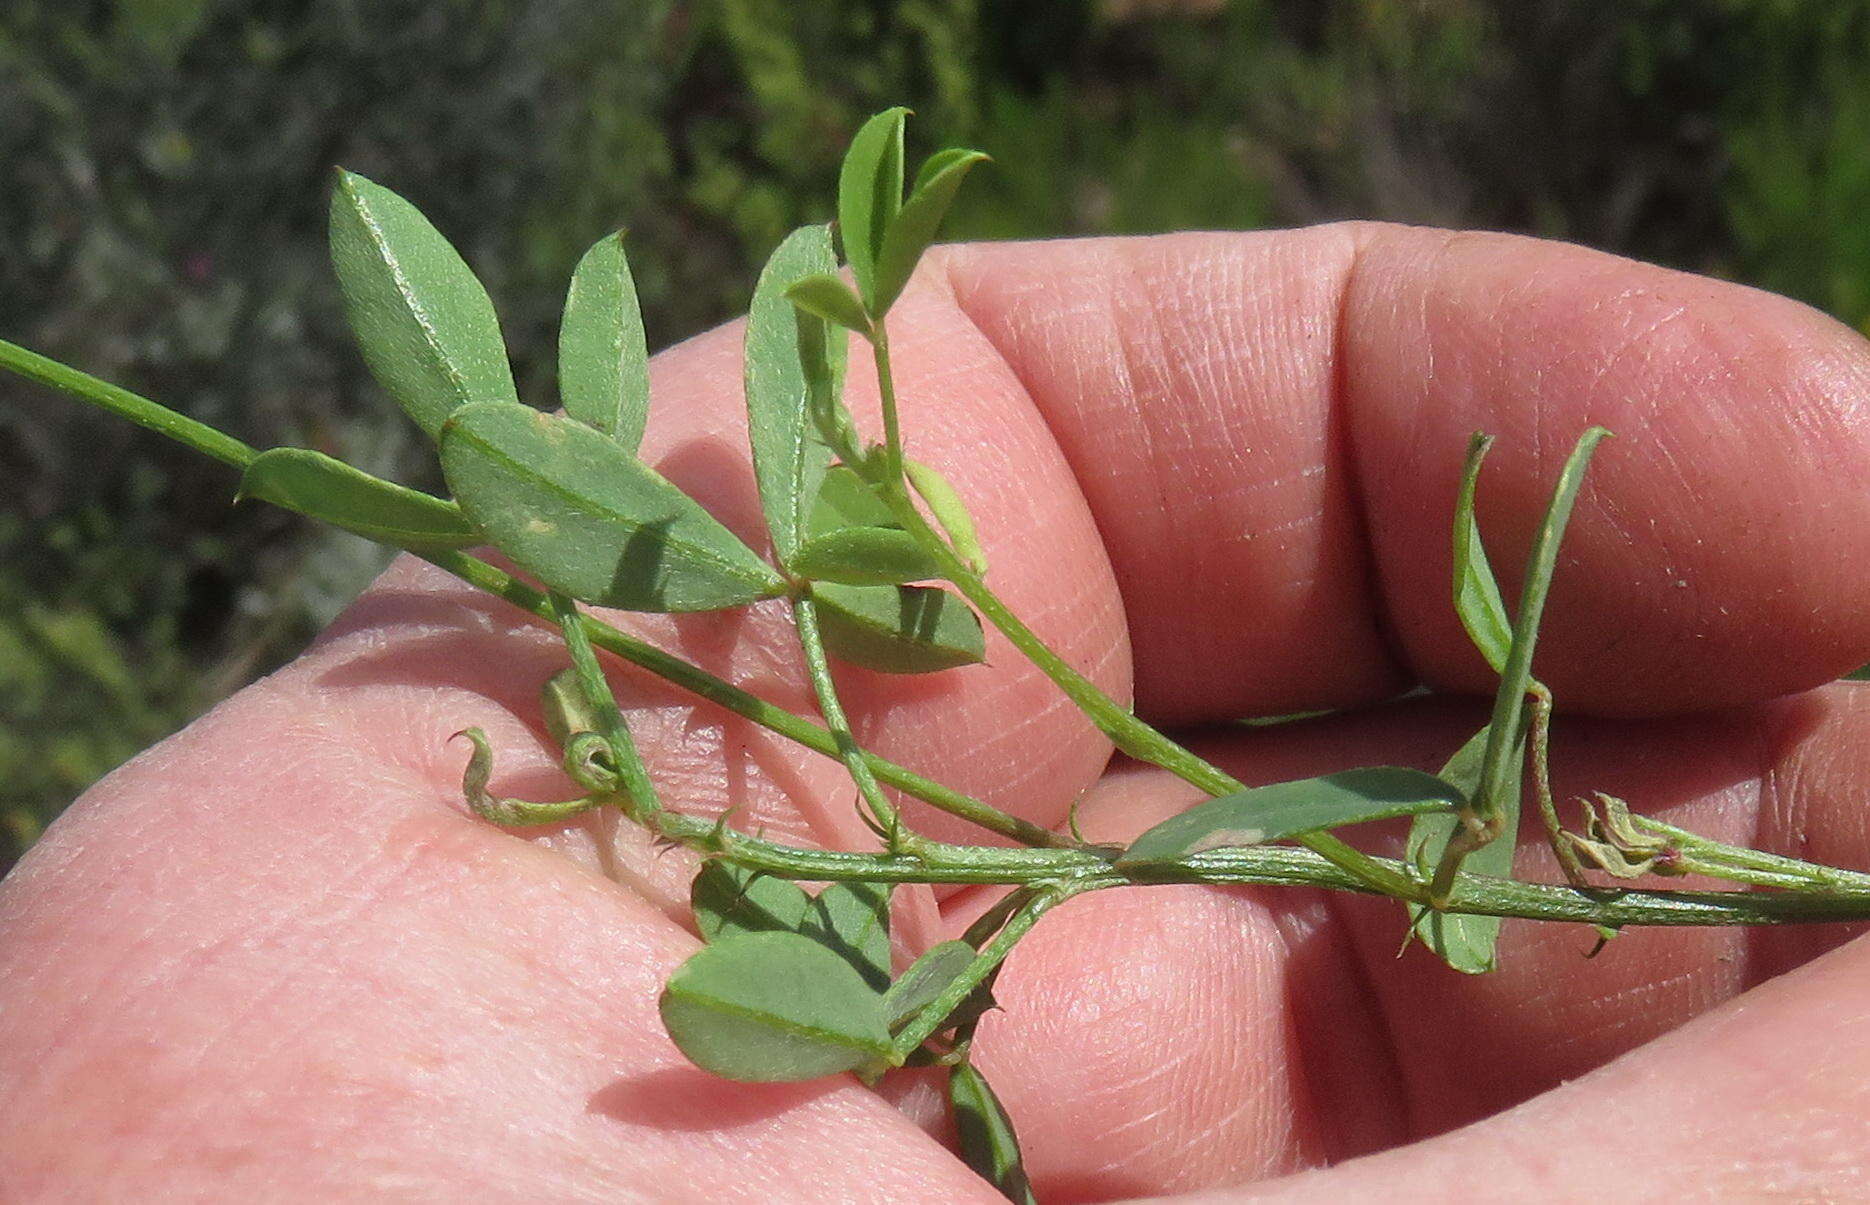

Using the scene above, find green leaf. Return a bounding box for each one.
[1406,722,1526,974]
[812,582,986,674]
[1472,427,1610,824]
[802,880,894,993]
[558,230,650,449]
[810,466,899,535]
[873,148,987,314]
[883,940,975,1030]
[235,448,477,549]
[1117,768,1465,868]
[905,457,987,575]
[791,526,943,586]
[691,861,812,943]
[746,225,845,565]
[328,170,517,439]
[659,932,892,1082]
[949,1063,1037,1205]
[1453,432,1512,674]
[439,401,786,611]
[785,273,872,336]
[1848,665,1870,681]
[837,107,908,311]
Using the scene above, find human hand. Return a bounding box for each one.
[5,226,1869,1201]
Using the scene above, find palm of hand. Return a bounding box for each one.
[6,227,1870,1202]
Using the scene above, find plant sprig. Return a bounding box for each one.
[8,108,1870,1203]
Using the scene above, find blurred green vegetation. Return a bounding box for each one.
[5,0,1870,871]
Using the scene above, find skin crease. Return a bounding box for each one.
[2,224,1870,1202]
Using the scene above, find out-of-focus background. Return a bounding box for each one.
[4,0,1867,871]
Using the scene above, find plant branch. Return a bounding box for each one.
[793,591,917,852]
[424,550,1072,848]
[0,338,257,470]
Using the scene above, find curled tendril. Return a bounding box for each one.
[452,728,603,827]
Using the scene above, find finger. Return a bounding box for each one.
[1186,918,1870,1202]
[0,656,998,1199]
[942,228,1870,721]
[955,683,1870,1199]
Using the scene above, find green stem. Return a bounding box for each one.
[891,881,1085,1060]
[547,592,662,823]
[871,323,906,482]
[425,550,1071,849]
[794,591,915,851]
[869,480,1419,900]
[0,338,257,470]
[1634,815,1870,892]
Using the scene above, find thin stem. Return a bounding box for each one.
[794,592,915,852]
[871,323,905,482]
[869,480,1420,901]
[1529,684,1589,887]
[0,338,257,470]
[891,881,1087,1059]
[547,592,662,823]
[1634,814,1870,892]
[424,550,1073,849]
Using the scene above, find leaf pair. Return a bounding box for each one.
[1407,428,1610,973]
[745,224,985,673]
[787,109,988,334]
[327,170,793,613]
[665,864,988,1082]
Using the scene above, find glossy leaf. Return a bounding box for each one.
[558,231,650,448]
[790,526,943,586]
[440,401,786,611]
[1472,427,1610,823]
[328,170,517,438]
[659,932,891,1082]
[746,225,844,564]
[873,148,987,313]
[812,582,986,674]
[905,457,986,575]
[691,861,812,943]
[802,880,894,993]
[883,939,975,1030]
[786,273,872,335]
[1117,768,1464,868]
[837,107,908,311]
[236,448,477,549]
[949,1063,1037,1205]
[810,465,898,535]
[1453,432,1512,674]
[1407,722,1526,974]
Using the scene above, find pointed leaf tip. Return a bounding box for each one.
[559,230,650,449]
[328,170,517,439]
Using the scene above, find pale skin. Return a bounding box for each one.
[5,223,1870,1202]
